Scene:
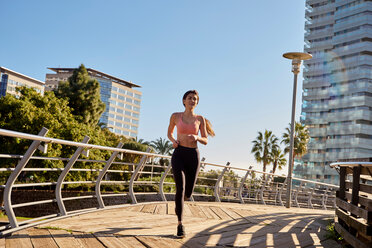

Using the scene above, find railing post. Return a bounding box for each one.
[3,127,48,228]
[259,171,272,205]
[55,136,90,216]
[128,148,150,204]
[322,186,329,210]
[214,162,230,202]
[278,178,287,206]
[238,167,252,204]
[95,142,123,208]
[294,181,304,208]
[159,160,172,202]
[308,184,314,209]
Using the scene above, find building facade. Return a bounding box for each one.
[45,68,142,138]
[0,67,45,97]
[298,0,372,184]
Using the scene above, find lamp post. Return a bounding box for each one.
[283,52,312,208]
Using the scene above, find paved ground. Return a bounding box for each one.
[1,201,342,247]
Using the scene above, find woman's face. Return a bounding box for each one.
[183,93,198,108]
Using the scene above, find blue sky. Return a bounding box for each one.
[2,0,307,174]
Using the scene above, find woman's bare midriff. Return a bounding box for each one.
[177,133,198,148]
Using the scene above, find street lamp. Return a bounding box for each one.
[283,52,312,208]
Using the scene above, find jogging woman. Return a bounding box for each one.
[167,90,215,238]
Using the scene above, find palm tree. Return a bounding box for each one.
[281,122,310,162]
[150,137,174,166]
[251,130,279,178]
[270,147,287,174]
[137,138,151,146]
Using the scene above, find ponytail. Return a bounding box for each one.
[205,118,215,137]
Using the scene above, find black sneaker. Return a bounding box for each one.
[177,224,185,238]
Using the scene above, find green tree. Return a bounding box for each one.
[150,137,173,166]
[281,122,310,162]
[54,64,105,126]
[0,87,147,187]
[251,130,278,177]
[270,147,287,174]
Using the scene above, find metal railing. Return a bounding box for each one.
[0,127,339,236]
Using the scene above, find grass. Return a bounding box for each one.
[325,219,343,242]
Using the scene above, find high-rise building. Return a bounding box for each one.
[298,0,372,184]
[45,68,142,138]
[0,67,45,97]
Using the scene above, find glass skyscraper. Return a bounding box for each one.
[298,0,372,184]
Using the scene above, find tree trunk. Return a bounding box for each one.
[273,162,277,174]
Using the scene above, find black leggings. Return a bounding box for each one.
[171,145,200,222]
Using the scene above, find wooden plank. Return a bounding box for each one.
[346,182,372,194]
[344,191,372,212]
[94,233,129,248]
[220,207,245,221]
[210,206,233,220]
[5,229,33,248]
[126,204,144,212]
[28,228,59,248]
[116,236,147,248]
[335,208,371,236]
[197,205,218,219]
[48,229,83,248]
[136,236,184,248]
[335,221,370,248]
[141,204,157,214]
[339,167,347,200]
[0,237,4,248]
[72,231,105,248]
[351,166,361,210]
[187,204,207,219]
[182,203,193,217]
[154,203,167,215]
[167,201,176,215]
[336,198,370,222]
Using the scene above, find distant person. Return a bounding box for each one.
[167,89,215,238]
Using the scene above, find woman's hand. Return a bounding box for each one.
[172,140,180,148]
[187,134,198,142]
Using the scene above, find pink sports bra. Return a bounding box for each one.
[176,114,199,135]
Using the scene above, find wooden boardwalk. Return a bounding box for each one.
[1,202,342,247]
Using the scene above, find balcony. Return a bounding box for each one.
[326,137,372,149]
[307,140,326,149]
[303,88,330,100]
[305,28,333,40]
[303,117,329,125]
[335,2,372,20]
[308,3,335,18]
[304,153,326,162]
[334,15,372,32]
[307,0,329,6]
[333,43,372,58]
[327,109,371,122]
[305,15,334,28]
[333,29,372,45]
[302,103,329,112]
[303,79,331,88]
[328,95,372,109]
[327,124,372,135]
[309,127,327,136]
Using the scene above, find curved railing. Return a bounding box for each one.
[0,127,339,236]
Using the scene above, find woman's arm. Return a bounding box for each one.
[189,116,208,145]
[167,113,179,148]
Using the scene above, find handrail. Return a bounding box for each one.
[0,127,340,236]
